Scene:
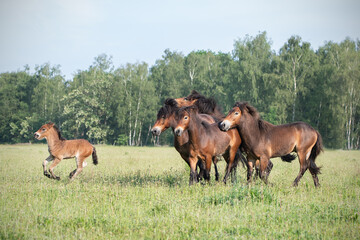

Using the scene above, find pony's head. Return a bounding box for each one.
[175,90,223,120]
[174,106,198,136]
[34,122,65,140]
[151,98,179,136]
[174,91,198,107]
[219,102,259,131]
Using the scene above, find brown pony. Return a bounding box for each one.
[151,98,221,181]
[34,122,98,180]
[219,102,323,187]
[174,106,242,184]
[176,90,276,181]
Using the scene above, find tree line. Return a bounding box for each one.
[1,32,359,149]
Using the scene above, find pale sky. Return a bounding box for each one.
[1,0,359,80]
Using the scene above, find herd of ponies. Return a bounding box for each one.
[34,90,323,187]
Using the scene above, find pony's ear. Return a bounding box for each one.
[47,121,55,127]
[164,98,178,107]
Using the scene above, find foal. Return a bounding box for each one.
[174,106,242,184]
[34,122,98,180]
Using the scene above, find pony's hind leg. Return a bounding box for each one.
[293,151,309,187]
[308,156,321,187]
[48,158,62,180]
[309,164,320,187]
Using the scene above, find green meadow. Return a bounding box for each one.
[0,144,359,239]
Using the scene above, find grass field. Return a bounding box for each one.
[0,144,359,239]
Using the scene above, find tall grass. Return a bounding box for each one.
[0,144,359,239]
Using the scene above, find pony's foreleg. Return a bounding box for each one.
[197,160,205,181]
[212,156,219,181]
[246,160,254,183]
[230,152,241,183]
[188,157,199,185]
[259,156,270,184]
[43,155,53,178]
[223,148,237,184]
[203,155,212,182]
[48,158,62,180]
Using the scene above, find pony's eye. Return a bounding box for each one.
[42,128,46,132]
[184,97,188,101]
[184,116,188,120]
[234,112,239,115]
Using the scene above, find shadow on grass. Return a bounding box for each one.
[93,170,187,187]
[200,185,275,205]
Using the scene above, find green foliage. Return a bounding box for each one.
[0,34,359,148]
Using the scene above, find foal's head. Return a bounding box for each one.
[174,106,197,137]
[151,98,179,136]
[34,122,65,140]
[34,122,56,140]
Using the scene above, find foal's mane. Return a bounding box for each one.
[234,102,273,132]
[49,122,66,140]
[186,90,224,120]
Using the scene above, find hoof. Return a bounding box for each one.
[55,176,60,181]
[69,170,76,178]
[44,171,51,178]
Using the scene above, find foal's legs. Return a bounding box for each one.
[69,156,85,181]
[48,158,62,180]
[43,155,54,178]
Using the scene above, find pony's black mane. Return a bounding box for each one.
[233,102,273,132]
[49,122,66,140]
[175,105,197,120]
[157,98,179,119]
[186,90,224,119]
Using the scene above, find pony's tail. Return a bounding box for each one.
[237,150,247,168]
[92,147,98,165]
[281,153,297,162]
[309,131,323,175]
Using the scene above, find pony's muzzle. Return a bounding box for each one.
[174,128,183,137]
[219,121,230,131]
[34,132,40,139]
[151,127,161,136]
